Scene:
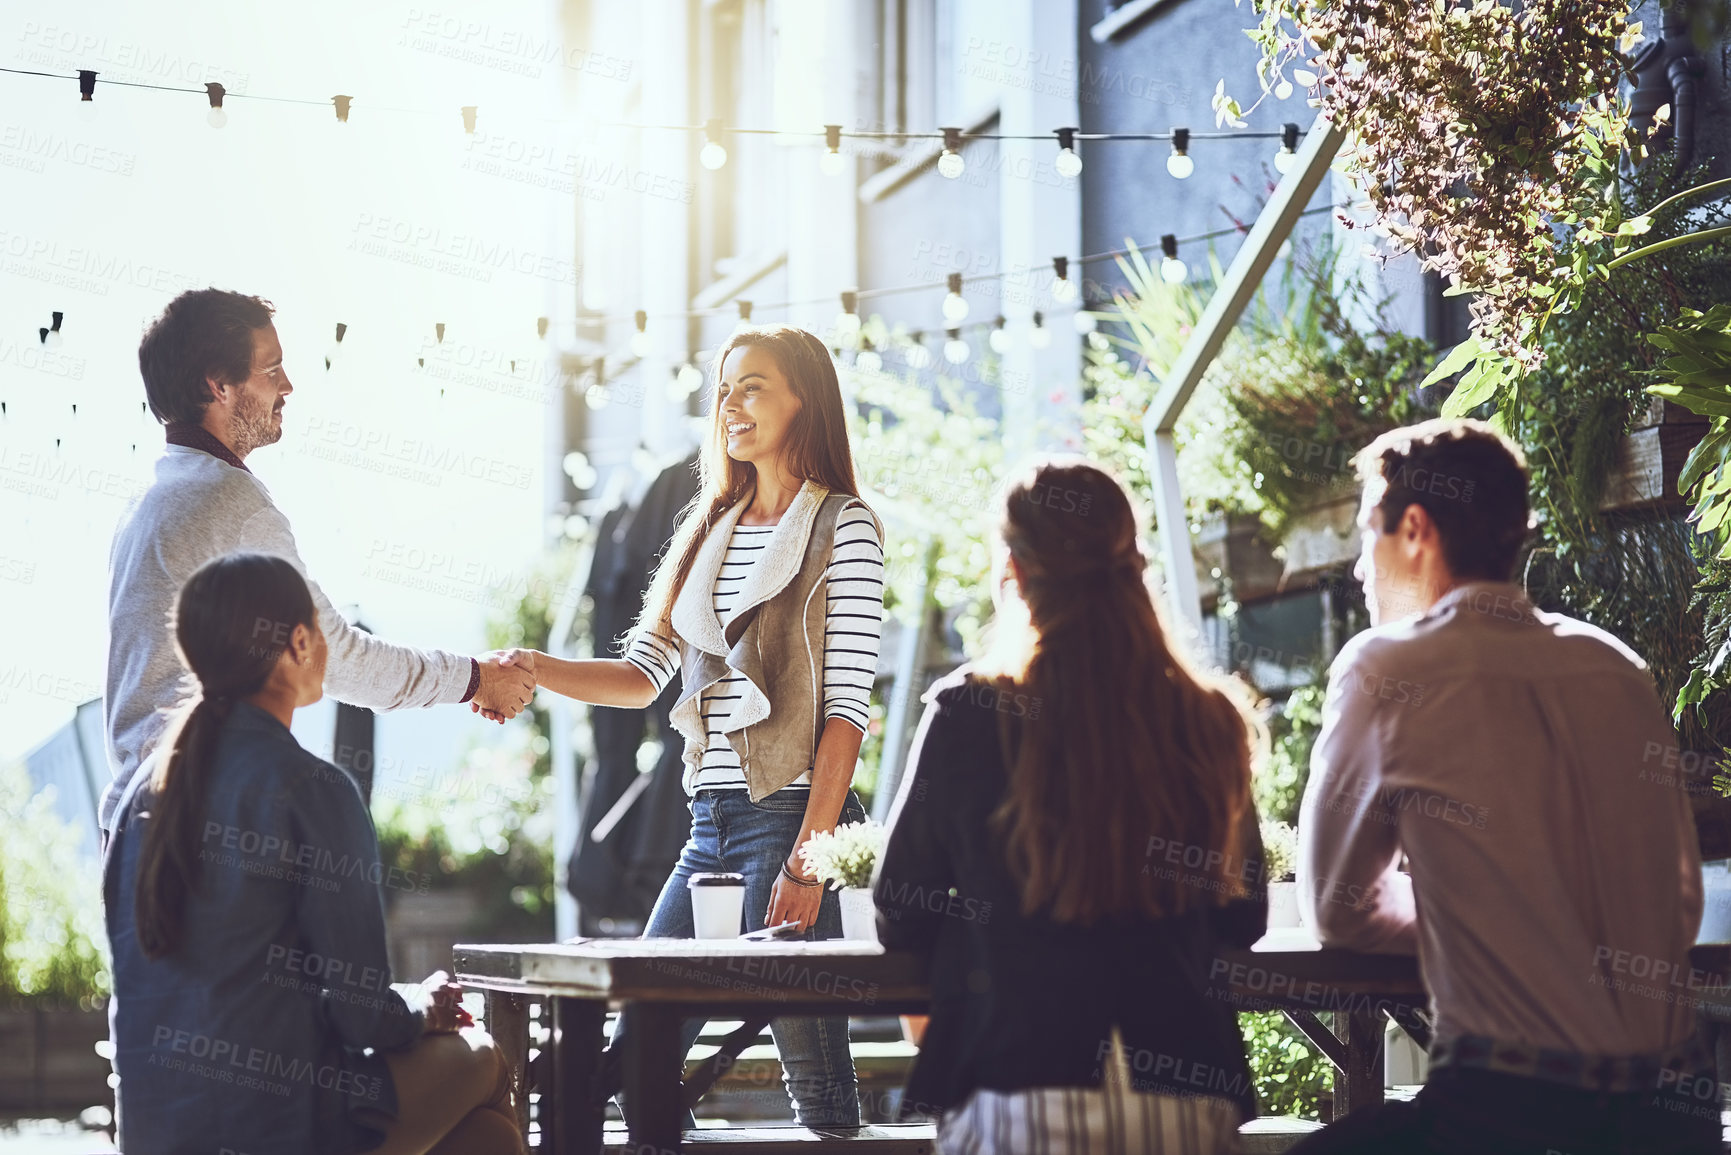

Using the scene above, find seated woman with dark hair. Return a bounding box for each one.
[104,551,523,1155]
[875,459,1268,1155]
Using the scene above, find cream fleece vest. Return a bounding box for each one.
[668,481,883,801]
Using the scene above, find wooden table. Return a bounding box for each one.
[1215,927,1429,1118]
[455,930,1432,1153]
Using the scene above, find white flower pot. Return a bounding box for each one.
[839,886,878,943]
[1267,880,1301,929]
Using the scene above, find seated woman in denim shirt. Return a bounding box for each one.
[104,552,523,1155]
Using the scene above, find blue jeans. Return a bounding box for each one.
[606,786,865,1128]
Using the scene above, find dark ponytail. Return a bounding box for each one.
[134,553,315,958]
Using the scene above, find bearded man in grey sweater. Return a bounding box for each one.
[100,289,535,830]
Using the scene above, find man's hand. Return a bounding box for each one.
[469,650,535,723]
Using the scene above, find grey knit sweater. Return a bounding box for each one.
[100,444,472,829]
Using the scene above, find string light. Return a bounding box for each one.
[835,289,861,338]
[988,316,1011,354]
[630,310,652,357]
[460,106,478,135]
[737,300,754,323]
[324,322,347,370]
[855,337,882,373]
[76,70,96,119]
[942,272,970,323]
[677,362,704,394]
[1160,234,1188,284]
[905,331,932,370]
[1073,311,1098,335]
[1274,122,1301,174]
[1053,127,1082,179]
[333,95,352,123]
[435,322,446,343]
[700,119,728,170]
[820,125,845,176]
[537,316,550,339]
[585,359,609,409]
[937,127,965,179]
[1166,127,1193,179]
[39,311,64,348]
[943,328,970,364]
[1050,256,1078,303]
[205,83,227,129]
[1029,311,1052,349]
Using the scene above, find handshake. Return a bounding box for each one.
[468,648,540,724]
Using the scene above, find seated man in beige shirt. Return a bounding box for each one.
[1292,419,1713,1155]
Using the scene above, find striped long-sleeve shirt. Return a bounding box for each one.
[625,500,885,794]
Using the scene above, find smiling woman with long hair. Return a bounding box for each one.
[104,552,523,1155]
[874,459,1267,1154]
[518,324,885,1126]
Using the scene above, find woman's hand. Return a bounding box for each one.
[419,971,474,1034]
[765,857,825,933]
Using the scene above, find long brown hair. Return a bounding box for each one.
[133,552,316,958]
[976,459,1259,925]
[631,324,861,643]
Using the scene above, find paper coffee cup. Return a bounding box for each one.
[688,872,746,939]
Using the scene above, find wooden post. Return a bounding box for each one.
[484,991,532,1140]
[552,996,607,1155]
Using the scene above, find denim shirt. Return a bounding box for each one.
[103,701,425,1155]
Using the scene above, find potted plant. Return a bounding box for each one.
[797,820,888,943]
[1261,819,1300,929]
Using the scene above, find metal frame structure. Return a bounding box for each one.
[1142,117,1348,636]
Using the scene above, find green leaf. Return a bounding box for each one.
[1420,336,1483,388]
[1678,428,1731,496]
[1676,668,1708,721]
[1441,358,1506,417]
[1648,384,1731,420]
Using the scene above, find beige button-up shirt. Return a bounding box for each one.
[1298,581,1703,1055]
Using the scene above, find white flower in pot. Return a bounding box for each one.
[1261,819,1301,929]
[798,820,888,943]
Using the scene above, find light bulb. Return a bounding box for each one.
[937,150,965,179]
[1054,147,1083,179]
[76,99,97,121]
[944,336,970,364]
[820,150,845,176]
[856,349,882,373]
[44,330,63,350]
[905,342,932,370]
[677,363,703,394]
[834,311,861,338]
[1275,148,1297,175]
[630,331,653,358]
[1161,256,1188,284]
[942,292,970,324]
[1029,321,1052,350]
[1275,79,1294,100]
[1073,311,1097,335]
[988,327,1011,355]
[1051,276,1078,304]
[586,382,611,409]
[207,107,228,129]
[700,141,728,170]
[1166,152,1194,180]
